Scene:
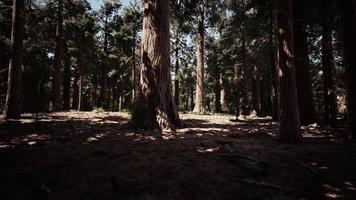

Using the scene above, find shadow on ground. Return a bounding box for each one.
[0,112,355,200]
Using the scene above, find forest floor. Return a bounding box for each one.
[0,112,355,200]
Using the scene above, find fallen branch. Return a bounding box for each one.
[235,177,292,192]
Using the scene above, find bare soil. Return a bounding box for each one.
[0,112,355,200]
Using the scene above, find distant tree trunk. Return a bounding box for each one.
[62,41,71,110]
[91,73,98,108]
[77,48,85,111]
[100,17,109,108]
[2,0,25,120]
[342,0,356,138]
[72,70,79,110]
[322,1,338,127]
[220,75,227,112]
[52,0,63,111]
[277,0,302,143]
[194,0,205,113]
[237,0,248,118]
[293,0,318,125]
[214,71,222,113]
[238,35,248,117]
[252,65,261,116]
[131,0,181,131]
[174,34,180,108]
[132,21,137,103]
[270,0,279,121]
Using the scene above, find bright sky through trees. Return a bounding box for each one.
[88,0,131,10]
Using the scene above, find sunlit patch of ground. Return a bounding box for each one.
[0,112,355,200]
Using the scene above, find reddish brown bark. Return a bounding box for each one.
[131,0,180,131]
[293,0,318,125]
[342,0,356,138]
[194,0,205,113]
[3,0,25,120]
[277,0,302,143]
[270,0,280,121]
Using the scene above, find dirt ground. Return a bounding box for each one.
[0,112,355,200]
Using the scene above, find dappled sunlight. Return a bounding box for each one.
[197,147,220,153]
[1,111,356,199]
[86,133,107,143]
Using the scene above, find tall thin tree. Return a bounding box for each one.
[321,0,338,127]
[52,0,64,111]
[194,0,205,113]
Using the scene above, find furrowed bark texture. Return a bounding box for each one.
[131,0,181,131]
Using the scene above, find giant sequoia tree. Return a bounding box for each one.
[131,0,181,131]
[293,0,317,125]
[2,0,25,120]
[277,0,302,143]
[342,0,356,138]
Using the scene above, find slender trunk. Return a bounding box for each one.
[239,34,248,116]
[293,0,318,125]
[322,1,338,127]
[63,41,71,110]
[194,0,205,113]
[270,0,279,121]
[132,22,137,103]
[77,48,85,111]
[214,71,221,113]
[3,0,25,120]
[131,0,181,131]
[252,65,261,116]
[91,73,98,108]
[220,75,226,112]
[72,70,79,110]
[236,0,248,118]
[174,34,180,107]
[342,0,356,138]
[100,16,108,108]
[277,0,302,143]
[52,0,63,111]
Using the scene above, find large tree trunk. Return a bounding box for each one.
[342,0,356,138]
[131,0,180,131]
[62,41,71,110]
[277,0,302,143]
[193,0,205,113]
[51,0,63,111]
[270,0,279,121]
[322,1,338,127]
[293,0,318,125]
[2,0,25,120]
